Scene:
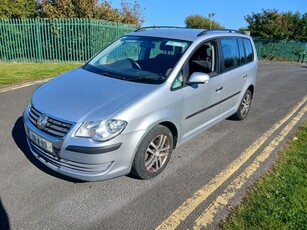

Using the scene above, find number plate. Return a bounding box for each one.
[29,130,53,153]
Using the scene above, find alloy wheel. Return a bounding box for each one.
[144,134,171,173]
[240,93,251,117]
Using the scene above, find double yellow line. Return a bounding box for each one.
[156,95,307,230]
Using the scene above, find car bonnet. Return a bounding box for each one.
[31,68,158,122]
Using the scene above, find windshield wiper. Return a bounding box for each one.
[126,75,165,82]
[101,72,126,80]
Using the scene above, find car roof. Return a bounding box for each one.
[126,27,248,42]
[127,28,204,41]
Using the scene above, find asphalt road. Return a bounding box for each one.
[0,62,306,230]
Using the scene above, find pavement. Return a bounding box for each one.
[0,62,306,230]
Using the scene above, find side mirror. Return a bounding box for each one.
[186,72,210,85]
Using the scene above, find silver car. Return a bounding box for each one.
[23,27,258,181]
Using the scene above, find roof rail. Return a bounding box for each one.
[197,29,246,37]
[134,26,185,32]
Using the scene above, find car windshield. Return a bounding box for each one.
[83,36,191,84]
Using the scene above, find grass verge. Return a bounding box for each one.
[0,63,81,86]
[222,122,307,229]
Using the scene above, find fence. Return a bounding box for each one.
[0,20,306,63]
[254,38,307,62]
[0,18,137,63]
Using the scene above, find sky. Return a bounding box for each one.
[113,0,307,29]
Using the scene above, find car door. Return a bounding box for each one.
[218,37,248,118]
[181,40,223,141]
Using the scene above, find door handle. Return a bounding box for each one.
[243,74,248,79]
[215,86,223,92]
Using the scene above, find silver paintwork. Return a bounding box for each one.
[188,72,210,84]
[23,28,258,181]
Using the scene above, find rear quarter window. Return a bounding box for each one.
[237,38,246,65]
[243,38,254,63]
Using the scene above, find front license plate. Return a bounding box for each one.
[29,130,53,153]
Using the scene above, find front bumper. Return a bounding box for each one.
[23,106,145,181]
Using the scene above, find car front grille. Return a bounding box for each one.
[28,105,73,138]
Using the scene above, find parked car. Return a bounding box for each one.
[23,27,258,181]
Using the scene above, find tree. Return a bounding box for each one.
[185,15,224,29]
[94,0,122,22]
[121,0,144,26]
[40,0,144,25]
[0,0,38,19]
[73,0,96,18]
[41,0,76,18]
[245,9,307,40]
[294,12,307,40]
[0,0,144,25]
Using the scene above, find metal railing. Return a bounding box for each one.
[1,20,306,63]
[0,18,137,63]
[254,38,307,62]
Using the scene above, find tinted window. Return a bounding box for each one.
[237,38,246,65]
[243,39,254,63]
[220,38,240,71]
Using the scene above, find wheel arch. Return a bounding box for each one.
[248,84,255,97]
[159,121,178,149]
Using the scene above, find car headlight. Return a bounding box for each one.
[75,119,127,141]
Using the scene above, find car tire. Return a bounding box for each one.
[231,89,253,120]
[131,125,173,180]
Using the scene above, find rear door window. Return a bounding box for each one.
[220,38,240,72]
